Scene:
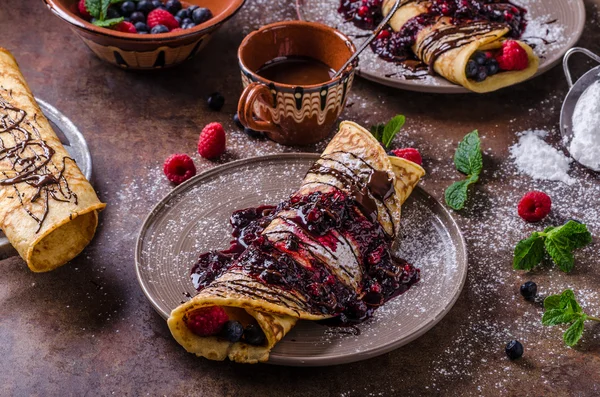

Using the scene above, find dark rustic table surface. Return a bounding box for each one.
[2,0,600,396]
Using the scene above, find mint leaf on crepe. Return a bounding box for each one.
[542,289,599,347]
[444,131,482,210]
[513,232,545,271]
[512,221,592,272]
[454,130,482,176]
[92,17,124,27]
[382,115,405,149]
[369,115,406,149]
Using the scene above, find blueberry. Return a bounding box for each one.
[244,127,263,139]
[106,7,121,19]
[134,22,149,32]
[486,58,499,75]
[474,66,487,82]
[183,22,196,29]
[120,1,136,16]
[233,113,244,129]
[387,150,397,157]
[176,8,189,19]
[187,5,199,13]
[152,0,164,9]
[505,340,524,360]
[174,16,181,24]
[207,92,225,111]
[520,281,537,300]
[166,0,182,14]
[130,11,145,23]
[136,0,154,14]
[90,17,97,23]
[138,31,148,34]
[472,51,487,65]
[192,7,213,24]
[465,60,478,78]
[150,24,169,34]
[244,324,266,345]
[221,321,244,343]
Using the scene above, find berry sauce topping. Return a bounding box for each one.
[338,0,527,73]
[190,186,419,326]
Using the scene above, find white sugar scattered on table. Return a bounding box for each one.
[569,80,600,171]
[509,129,575,185]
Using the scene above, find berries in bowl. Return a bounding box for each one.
[43,0,246,69]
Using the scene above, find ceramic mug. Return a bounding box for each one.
[237,21,356,145]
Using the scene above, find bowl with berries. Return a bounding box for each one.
[43,0,246,69]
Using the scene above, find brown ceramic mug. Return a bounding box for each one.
[237,21,356,145]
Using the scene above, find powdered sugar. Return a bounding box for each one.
[569,80,600,171]
[509,129,575,185]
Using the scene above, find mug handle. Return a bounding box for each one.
[237,82,280,134]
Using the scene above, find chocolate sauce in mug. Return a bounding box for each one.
[256,56,335,85]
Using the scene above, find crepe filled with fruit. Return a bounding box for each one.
[0,48,106,272]
[341,0,538,92]
[167,121,425,363]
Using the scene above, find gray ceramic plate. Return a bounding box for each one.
[0,99,92,259]
[297,0,586,93]
[135,154,467,366]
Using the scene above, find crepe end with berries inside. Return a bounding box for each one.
[0,48,106,273]
[168,121,425,363]
[383,1,539,93]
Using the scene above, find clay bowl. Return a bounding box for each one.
[42,0,245,70]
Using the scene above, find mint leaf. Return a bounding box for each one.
[563,316,586,346]
[544,239,574,272]
[382,115,405,149]
[85,0,101,19]
[444,131,483,211]
[560,290,582,313]
[454,130,482,176]
[547,220,592,250]
[541,309,579,326]
[544,294,561,310]
[92,17,124,27]
[100,0,112,19]
[370,124,384,143]
[445,179,470,210]
[513,232,545,270]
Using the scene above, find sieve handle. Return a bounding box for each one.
[563,47,600,89]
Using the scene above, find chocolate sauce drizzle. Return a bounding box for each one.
[0,87,77,232]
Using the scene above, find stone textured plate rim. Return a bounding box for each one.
[296,0,586,94]
[0,98,93,256]
[134,153,468,366]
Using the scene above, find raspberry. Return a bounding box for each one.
[184,306,229,337]
[147,8,180,30]
[390,148,423,165]
[163,153,196,185]
[114,21,137,34]
[198,122,226,159]
[518,191,551,222]
[495,40,529,71]
[78,0,92,20]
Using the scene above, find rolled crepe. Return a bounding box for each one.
[0,48,106,272]
[382,0,539,93]
[168,121,425,363]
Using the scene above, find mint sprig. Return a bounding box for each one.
[444,130,482,210]
[542,289,600,346]
[85,0,125,27]
[369,115,406,149]
[513,220,592,272]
